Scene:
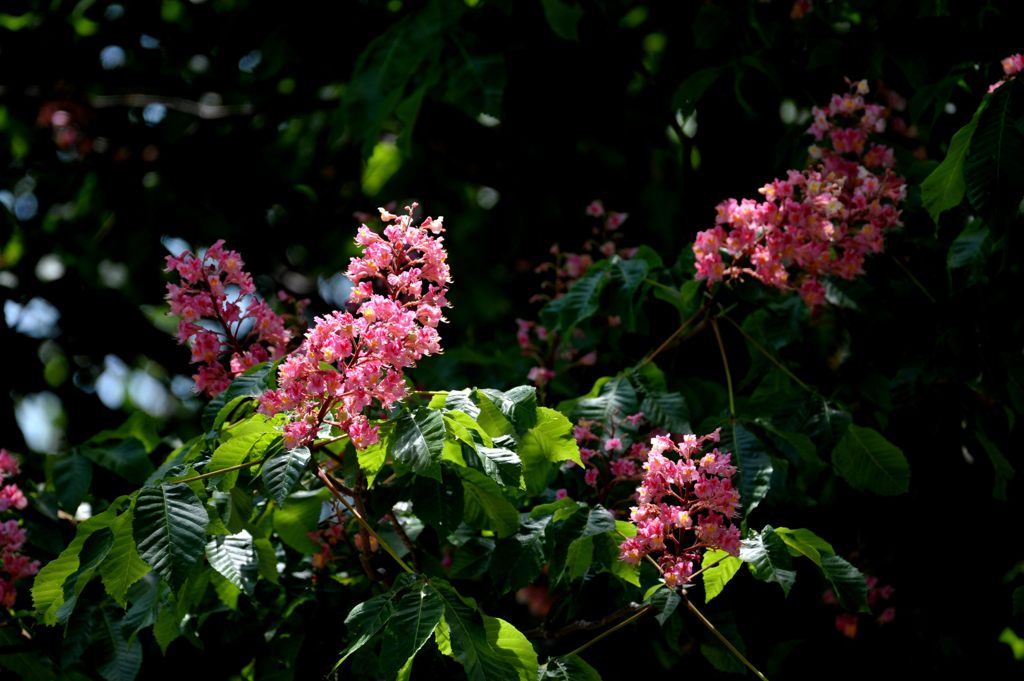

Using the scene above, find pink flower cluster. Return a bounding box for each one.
[259,204,451,449]
[694,81,906,308]
[166,240,298,396]
[618,430,741,589]
[517,201,628,386]
[988,53,1024,93]
[573,414,648,498]
[0,450,40,609]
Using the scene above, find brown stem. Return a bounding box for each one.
[639,297,712,368]
[385,511,419,569]
[559,604,654,659]
[525,603,647,640]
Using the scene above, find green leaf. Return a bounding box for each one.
[594,533,639,586]
[458,467,519,539]
[78,439,154,485]
[539,654,602,680]
[671,66,723,118]
[391,407,445,480]
[205,531,258,595]
[740,527,796,595]
[831,424,909,496]
[947,221,989,270]
[272,489,327,553]
[474,391,516,438]
[336,585,403,668]
[379,581,445,679]
[921,103,983,222]
[33,502,122,625]
[628,363,690,433]
[479,386,538,433]
[211,572,241,610]
[208,429,278,472]
[722,423,773,516]
[99,511,151,607]
[133,484,210,590]
[444,410,494,448]
[650,588,681,625]
[518,408,582,494]
[976,431,1016,501]
[774,527,835,566]
[473,445,523,488]
[95,608,143,681]
[262,446,311,506]
[0,628,57,680]
[152,605,180,654]
[562,536,594,582]
[253,537,279,584]
[702,549,743,603]
[411,469,465,535]
[482,616,538,681]
[357,432,389,487]
[490,517,548,593]
[541,0,583,41]
[965,80,1024,216]
[201,362,276,431]
[433,582,523,681]
[53,452,93,512]
[56,528,114,625]
[821,554,869,613]
[542,263,611,332]
[572,374,639,427]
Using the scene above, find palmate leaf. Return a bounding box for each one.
[821,555,870,613]
[831,424,909,495]
[335,575,418,670]
[53,452,92,512]
[261,446,311,505]
[133,484,209,590]
[479,386,538,433]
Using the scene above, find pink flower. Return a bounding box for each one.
[603,437,622,452]
[836,613,858,639]
[584,467,599,487]
[585,200,605,217]
[261,204,451,450]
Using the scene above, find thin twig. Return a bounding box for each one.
[170,454,271,484]
[312,464,415,575]
[710,317,735,418]
[889,254,937,304]
[681,590,770,681]
[385,511,419,570]
[638,297,712,368]
[719,313,814,394]
[559,604,654,659]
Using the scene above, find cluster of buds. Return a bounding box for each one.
[694,80,906,308]
[259,204,451,449]
[517,201,629,386]
[989,52,1024,93]
[165,240,299,396]
[0,450,40,609]
[618,429,741,589]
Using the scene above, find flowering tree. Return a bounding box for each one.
[2,3,1023,680]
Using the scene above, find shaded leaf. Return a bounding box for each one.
[821,554,869,613]
[458,467,519,539]
[539,655,602,681]
[133,484,210,590]
[921,103,983,222]
[379,581,445,679]
[831,425,909,496]
[262,446,311,506]
[272,489,327,553]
